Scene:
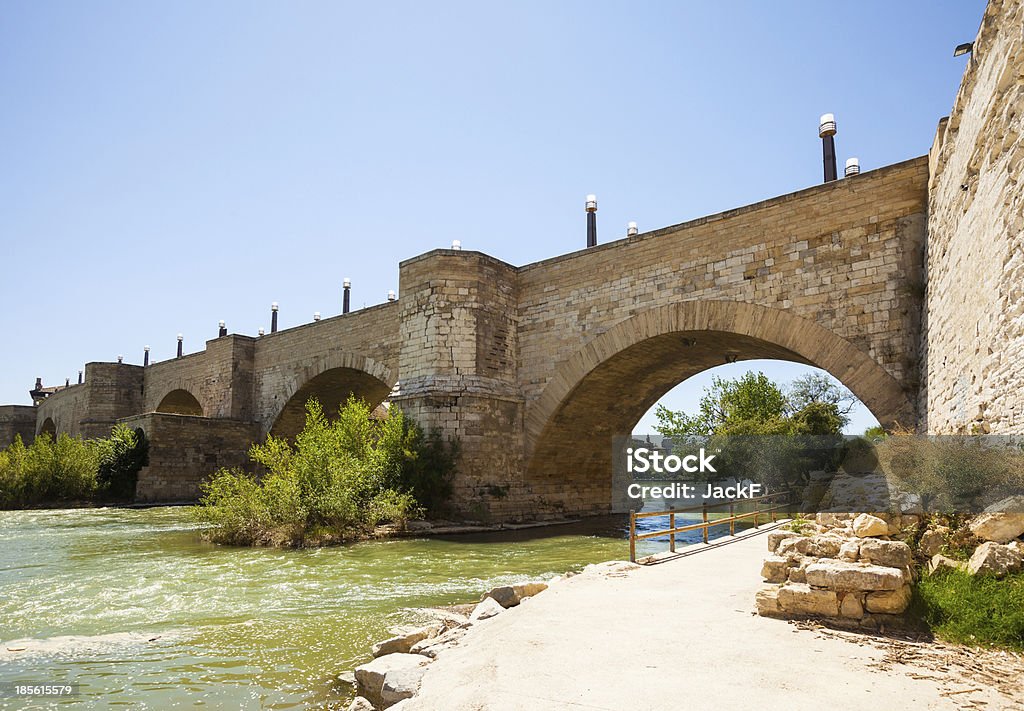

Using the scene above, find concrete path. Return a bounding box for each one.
[402,527,1021,711]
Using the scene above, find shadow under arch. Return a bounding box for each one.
[268,354,396,441]
[524,300,915,510]
[39,417,57,438]
[155,389,204,417]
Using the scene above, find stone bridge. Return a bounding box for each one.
[26,157,929,517]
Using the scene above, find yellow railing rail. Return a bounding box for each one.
[628,490,791,563]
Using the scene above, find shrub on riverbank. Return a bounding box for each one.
[0,433,100,507]
[0,426,150,508]
[913,568,1024,651]
[193,398,457,546]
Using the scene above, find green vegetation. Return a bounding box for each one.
[193,397,457,547]
[654,371,851,439]
[913,568,1024,651]
[0,425,149,508]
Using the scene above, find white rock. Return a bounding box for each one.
[928,553,966,574]
[858,539,912,568]
[852,513,890,537]
[969,511,1024,544]
[345,697,375,711]
[760,555,791,584]
[355,653,431,709]
[469,596,504,622]
[755,586,783,616]
[967,541,1024,577]
[410,628,466,659]
[804,560,905,591]
[372,623,442,657]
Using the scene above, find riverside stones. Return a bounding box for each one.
[967,541,1024,577]
[482,581,549,608]
[346,697,375,711]
[372,623,443,657]
[355,653,431,709]
[469,596,505,622]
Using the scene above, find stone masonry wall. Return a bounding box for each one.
[0,405,36,447]
[923,0,1024,434]
[124,413,260,502]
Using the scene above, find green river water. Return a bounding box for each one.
[0,507,715,709]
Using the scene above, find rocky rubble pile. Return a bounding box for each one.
[757,507,1024,628]
[756,513,916,628]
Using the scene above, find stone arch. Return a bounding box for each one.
[268,353,396,440]
[39,417,57,438]
[524,300,914,511]
[155,389,204,417]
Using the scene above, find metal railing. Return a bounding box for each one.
[628,490,791,563]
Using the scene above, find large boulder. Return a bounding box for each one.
[355,653,431,709]
[804,560,905,591]
[967,541,1024,577]
[851,514,889,538]
[865,584,913,614]
[858,539,912,568]
[777,583,839,617]
[969,511,1024,544]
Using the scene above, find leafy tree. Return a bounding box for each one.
[786,373,856,428]
[654,372,789,439]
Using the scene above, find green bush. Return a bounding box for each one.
[96,425,150,500]
[193,397,456,547]
[0,433,101,507]
[913,568,1024,651]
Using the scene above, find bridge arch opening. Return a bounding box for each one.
[524,301,912,514]
[155,389,204,417]
[39,417,57,438]
[269,367,393,441]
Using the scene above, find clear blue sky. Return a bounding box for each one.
[0,1,983,431]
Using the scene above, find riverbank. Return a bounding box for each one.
[373,528,1024,711]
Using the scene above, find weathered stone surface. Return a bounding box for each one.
[918,528,947,558]
[805,561,905,591]
[838,540,861,562]
[865,584,912,614]
[967,541,1024,577]
[768,531,802,552]
[755,586,783,616]
[777,583,839,617]
[839,592,864,619]
[858,539,912,568]
[969,512,1024,544]
[776,535,843,559]
[410,628,466,658]
[345,697,374,711]
[852,514,889,538]
[928,553,966,574]
[760,555,791,584]
[469,596,504,622]
[372,623,442,657]
[355,653,430,709]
